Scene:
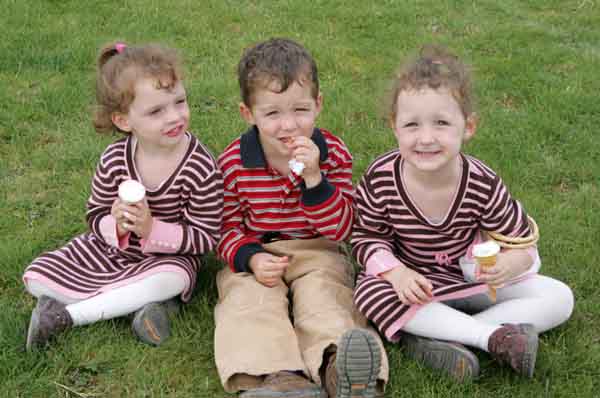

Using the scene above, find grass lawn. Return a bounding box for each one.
[1,0,598,397]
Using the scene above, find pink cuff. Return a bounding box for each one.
[140,219,183,254]
[99,215,130,249]
[366,250,403,276]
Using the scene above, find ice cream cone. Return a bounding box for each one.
[118,179,146,204]
[472,241,500,301]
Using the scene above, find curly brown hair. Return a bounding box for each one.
[237,38,319,107]
[93,42,183,133]
[387,45,474,125]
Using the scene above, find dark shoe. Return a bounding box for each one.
[488,323,538,377]
[132,301,175,346]
[402,333,479,382]
[327,328,381,398]
[240,371,325,398]
[26,295,73,351]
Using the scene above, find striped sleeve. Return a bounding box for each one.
[216,142,264,272]
[351,153,401,270]
[301,132,354,241]
[480,172,531,238]
[86,140,126,242]
[177,144,223,255]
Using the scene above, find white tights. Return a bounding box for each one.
[402,275,574,351]
[26,272,187,326]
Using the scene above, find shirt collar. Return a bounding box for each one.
[240,125,328,168]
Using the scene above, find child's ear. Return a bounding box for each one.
[315,92,323,116]
[463,113,478,141]
[239,102,255,125]
[111,112,131,132]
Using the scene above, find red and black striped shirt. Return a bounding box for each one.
[217,126,353,272]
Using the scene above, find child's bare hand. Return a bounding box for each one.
[290,136,321,188]
[381,265,433,305]
[477,250,531,287]
[112,199,153,239]
[249,252,290,288]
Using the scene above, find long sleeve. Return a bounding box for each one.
[351,170,403,274]
[140,143,223,256]
[216,157,264,273]
[482,175,532,238]
[86,143,125,244]
[300,138,354,242]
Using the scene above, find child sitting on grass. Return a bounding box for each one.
[23,41,223,349]
[352,44,574,381]
[214,38,389,398]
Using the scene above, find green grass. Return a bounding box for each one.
[1,0,598,396]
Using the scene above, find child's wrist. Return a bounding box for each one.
[303,172,322,188]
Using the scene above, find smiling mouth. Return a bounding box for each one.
[164,125,183,137]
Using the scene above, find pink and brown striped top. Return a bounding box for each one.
[352,150,532,274]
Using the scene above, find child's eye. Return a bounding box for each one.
[403,122,418,128]
[295,108,309,112]
[266,111,278,117]
[149,108,162,116]
[176,98,187,105]
[436,120,450,126]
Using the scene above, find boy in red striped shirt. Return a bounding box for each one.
[214,38,388,398]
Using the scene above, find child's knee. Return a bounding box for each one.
[539,276,574,324]
[554,279,574,323]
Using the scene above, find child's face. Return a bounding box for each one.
[393,87,476,175]
[240,80,322,159]
[112,77,190,151]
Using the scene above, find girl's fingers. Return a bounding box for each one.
[123,212,136,222]
[121,222,134,231]
[415,277,433,296]
[405,290,422,305]
[411,285,429,303]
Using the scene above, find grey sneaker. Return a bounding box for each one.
[331,328,382,398]
[402,333,480,382]
[240,371,325,398]
[132,300,178,346]
[26,295,73,351]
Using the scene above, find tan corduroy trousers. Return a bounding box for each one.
[214,237,389,393]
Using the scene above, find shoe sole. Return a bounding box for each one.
[26,296,52,351]
[132,303,170,346]
[240,387,325,398]
[25,303,42,351]
[403,334,480,382]
[336,329,381,398]
[519,324,538,378]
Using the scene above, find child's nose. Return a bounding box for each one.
[281,113,298,131]
[419,127,436,143]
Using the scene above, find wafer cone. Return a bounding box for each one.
[472,241,500,302]
[475,255,497,301]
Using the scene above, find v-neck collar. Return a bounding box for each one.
[394,153,469,229]
[125,132,195,196]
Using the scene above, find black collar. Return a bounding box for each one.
[240,126,328,168]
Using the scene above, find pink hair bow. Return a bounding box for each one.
[115,42,127,53]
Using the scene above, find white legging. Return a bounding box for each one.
[402,275,574,352]
[26,272,187,326]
